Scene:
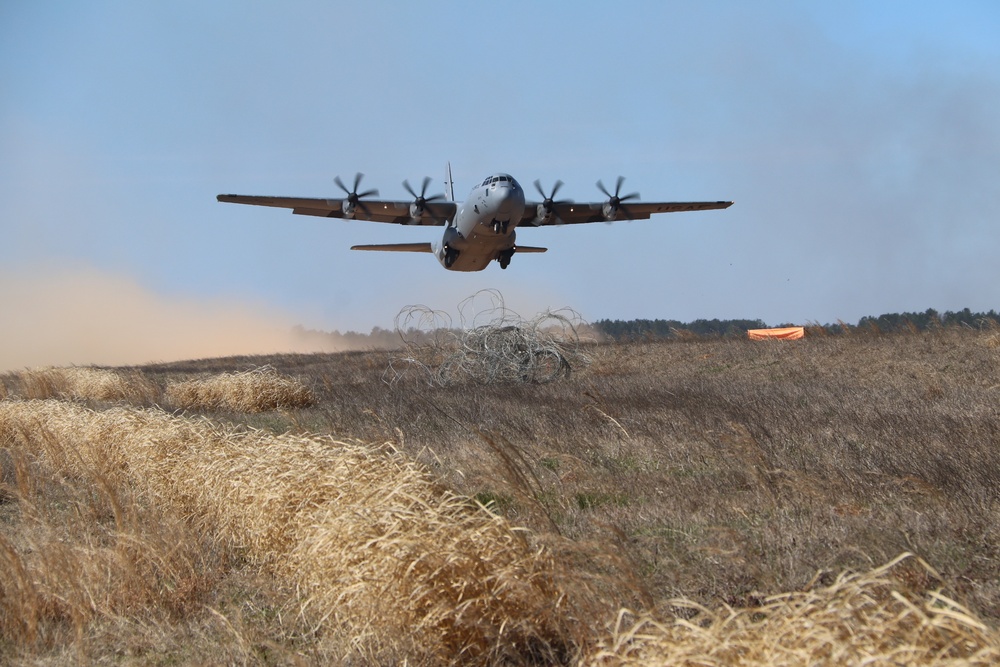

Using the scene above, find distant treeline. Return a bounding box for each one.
[593,308,1000,341]
[593,318,767,340]
[293,308,1000,348]
[291,325,444,350]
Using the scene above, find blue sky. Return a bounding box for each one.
[3,2,999,368]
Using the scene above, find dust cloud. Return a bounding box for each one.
[0,266,349,372]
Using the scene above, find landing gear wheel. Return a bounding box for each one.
[444,246,458,268]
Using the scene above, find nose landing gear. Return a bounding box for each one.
[492,220,510,235]
[443,245,459,268]
[498,247,515,270]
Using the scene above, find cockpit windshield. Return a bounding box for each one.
[482,175,513,187]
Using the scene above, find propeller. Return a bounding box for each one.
[596,176,640,221]
[532,179,572,224]
[334,172,379,219]
[403,176,446,223]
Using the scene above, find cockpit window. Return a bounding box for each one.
[483,175,515,187]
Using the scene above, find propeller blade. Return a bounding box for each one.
[403,176,446,223]
[535,179,568,206]
[596,176,640,223]
[531,179,572,224]
[334,172,379,216]
[598,177,639,203]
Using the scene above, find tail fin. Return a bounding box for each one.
[444,162,455,201]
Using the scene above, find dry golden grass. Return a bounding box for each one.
[0,418,229,658]
[166,366,314,412]
[4,397,998,665]
[11,366,157,403]
[0,399,582,664]
[588,554,999,666]
[4,328,1000,664]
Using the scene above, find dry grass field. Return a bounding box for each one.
[1,326,999,664]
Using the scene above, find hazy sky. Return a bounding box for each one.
[2,2,999,368]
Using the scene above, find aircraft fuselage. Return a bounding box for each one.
[434,173,526,271]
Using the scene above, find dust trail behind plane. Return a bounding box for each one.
[0,265,350,372]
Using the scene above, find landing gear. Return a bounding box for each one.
[498,248,515,270]
[492,220,509,235]
[443,244,459,268]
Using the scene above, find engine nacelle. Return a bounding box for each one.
[342,200,357,218]
[536,202,552,221]
[409,202,424,220]
[602,202,618,221]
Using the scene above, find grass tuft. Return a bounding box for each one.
[11,366,157,403]
[587,554,1000,666]
[166,366,314,412]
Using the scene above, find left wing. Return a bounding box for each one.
[216,194,455,226]
[519,200,733,226]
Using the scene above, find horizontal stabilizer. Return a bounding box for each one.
[515,245,547,253]
[351,243,433,253]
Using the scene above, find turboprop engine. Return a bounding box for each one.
[404,177,445,225]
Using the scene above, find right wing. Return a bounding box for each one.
[217,194,456,226]
[518,200,733,226]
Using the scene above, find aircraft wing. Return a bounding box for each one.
[519,200,733,226]
[351,243,433,253]
[217,194,455,226]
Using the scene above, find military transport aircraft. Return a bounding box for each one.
[217,165,732,272]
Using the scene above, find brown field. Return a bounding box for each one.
[1,327,999,664]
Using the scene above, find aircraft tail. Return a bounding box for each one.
[444,162,455,201]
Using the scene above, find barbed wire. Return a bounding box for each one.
[384,290,591,386]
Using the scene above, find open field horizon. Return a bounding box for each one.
[2,326,999,664]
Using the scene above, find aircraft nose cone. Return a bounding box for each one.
[495,183,523,214]
[497,188,515,214]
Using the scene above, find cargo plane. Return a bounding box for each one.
[218,165,732,272]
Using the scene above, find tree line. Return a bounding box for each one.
[592,308,1000,341]
[291,308,1000,347]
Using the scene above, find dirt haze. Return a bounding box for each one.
[0,265,351,371]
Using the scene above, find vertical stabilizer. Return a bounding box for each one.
[444,162,455,201]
